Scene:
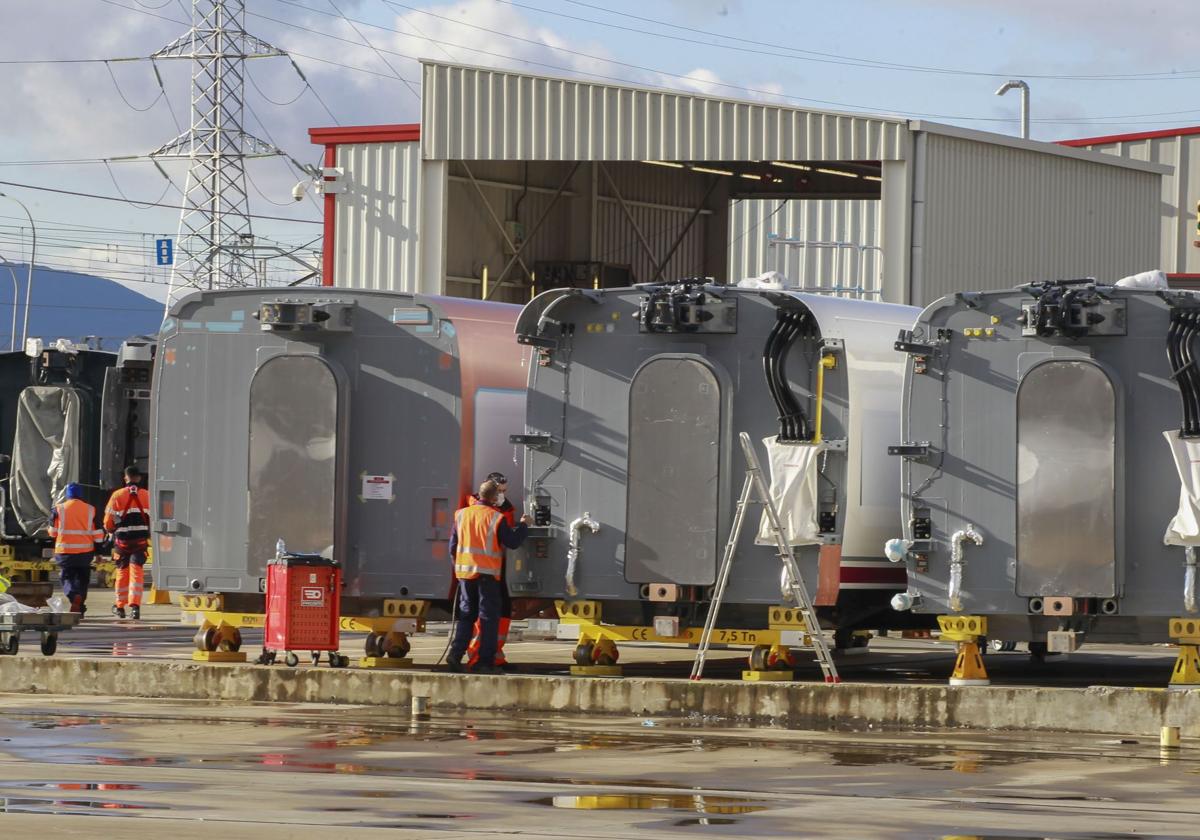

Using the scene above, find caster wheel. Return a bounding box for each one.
[2,633,20,655]
[748,645,770,671]
[380,633,411,659]
[225,628,243,653]
[311,651,322,665]
[341,655,350,667]
[256,650,271,665]
[573,642,594,666]
[285,652,299,668]
[40,633,57,656]
[364,633,380,658]
[331,654,348,668]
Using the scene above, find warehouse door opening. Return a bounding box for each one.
[625,357,721,586]
[1016,360,1116,598]
[248,356,339,573]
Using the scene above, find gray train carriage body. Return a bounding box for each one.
[894,282,1200,644]
[0,345,125,548]
[514,282,920,633]
[151,288,526,615]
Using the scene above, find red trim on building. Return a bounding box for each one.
[308,124,422,286]
[321,143,336,287]
[1060,125,1200,147]
[308,124,420,146]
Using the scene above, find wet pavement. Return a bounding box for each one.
[0,694,1197,837]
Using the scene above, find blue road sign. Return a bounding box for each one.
[156,238,173,266]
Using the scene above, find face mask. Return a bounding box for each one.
[496,492,507,506]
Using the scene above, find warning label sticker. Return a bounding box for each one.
[300,587,324,607]
[361,474,394,501]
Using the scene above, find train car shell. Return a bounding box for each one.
[0,346,116,546]
[513,283,920,632]
[151,288,526,613]
[895,283,1200,644]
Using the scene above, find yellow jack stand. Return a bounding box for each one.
[146,587,172,605]
[570,665,623,677]
[358,656,414,669]
[938,615,990,686]
[1168,618,1200,690]
[742,669,792,682]
[192,650,246,663]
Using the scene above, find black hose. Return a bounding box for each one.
[1180,312,1195,436]
[762,313,788,437]
[1168,311,1189,435]
[1185,312,1200,437]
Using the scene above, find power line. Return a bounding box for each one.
[547,0,1200,83]
[0,179,322,224]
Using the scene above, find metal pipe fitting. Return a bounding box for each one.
[565,512,599,597]
[948,524,983,612]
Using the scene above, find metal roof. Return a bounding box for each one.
[420,60,909,162]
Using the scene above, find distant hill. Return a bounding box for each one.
[0,265,163,351]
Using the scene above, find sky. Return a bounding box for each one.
[1,0,1198,300]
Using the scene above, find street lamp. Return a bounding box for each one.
[995,79,1030,140]
[0,192,36,348]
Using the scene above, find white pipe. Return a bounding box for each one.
[948,524,983,612]
[1186,547,1197,614]
[565,512,599,597]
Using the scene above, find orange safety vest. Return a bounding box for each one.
[49,498,102,555]
[453,504,504,580]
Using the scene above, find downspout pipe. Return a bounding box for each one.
[565,512,599,597]
[948,524,983,612]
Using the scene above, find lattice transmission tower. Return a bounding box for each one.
[151,0,301,296]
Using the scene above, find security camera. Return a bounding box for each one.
[291,180,307,202]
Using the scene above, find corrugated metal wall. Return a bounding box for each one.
[1068,132,1200,274]
[728,199,882,295]
[421,61,907,162]
[915,133,1160,305]
[332,140,421,290]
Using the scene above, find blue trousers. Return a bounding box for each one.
[56,553,93,607]
[449,575,501,667]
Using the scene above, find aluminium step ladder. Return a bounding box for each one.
[690,431,840,683]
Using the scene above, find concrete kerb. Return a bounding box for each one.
[2,656,1197,736]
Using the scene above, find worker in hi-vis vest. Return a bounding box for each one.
[103,465,152,620]
[48,483,103,615]
[446,478,530,674]
[466,471,516,669]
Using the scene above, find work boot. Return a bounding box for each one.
[470,664,504,676]
[129,605,140,620]
[112,605,126,619]
[445,657,465,673]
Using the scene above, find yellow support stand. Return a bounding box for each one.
[193,650,246,663]
[358,657,414,670]
[938,615,990,686]
[1168,617,1200,690]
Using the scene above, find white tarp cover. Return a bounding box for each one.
[756,437,824,546]
[1164,430,1200,545]
[1115,269,1168,291]
[10,387,81,537]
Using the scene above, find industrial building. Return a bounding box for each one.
[1061,126,1200,282]
[310,60,1165,306]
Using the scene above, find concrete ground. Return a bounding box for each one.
[0,692,1197,838]
[14,587,1185,689]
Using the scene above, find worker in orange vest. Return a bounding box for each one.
[446,479,530,674]
[48,483,103,615]
[467,471,516,670]
[103,465,151,620]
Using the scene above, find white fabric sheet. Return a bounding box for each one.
[1164,430,1200,546]
[755,437,824,547]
